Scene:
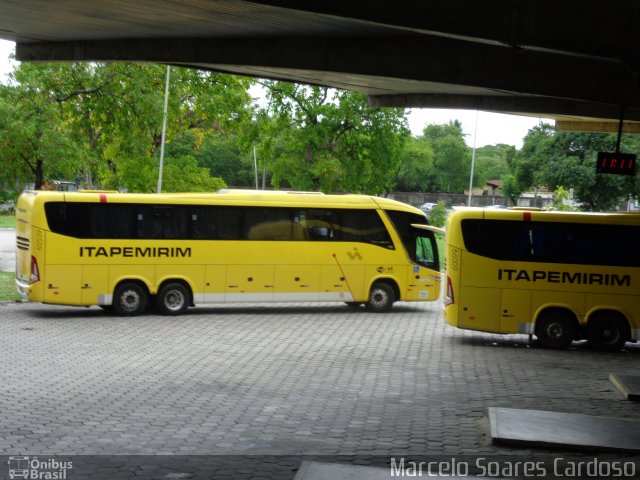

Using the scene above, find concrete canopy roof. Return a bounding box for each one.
[2,0,640,131]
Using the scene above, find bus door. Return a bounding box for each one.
[407,225,442,301]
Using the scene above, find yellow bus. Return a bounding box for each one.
[444,207,640,350]
[16,190,442,316]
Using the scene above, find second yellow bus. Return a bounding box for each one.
[444,207,639,350]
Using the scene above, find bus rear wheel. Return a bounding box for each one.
[113,282,148,316]
[366,282,395,313]
[535,311,576,349]
[154,282,190,316]
[588,313,629,351]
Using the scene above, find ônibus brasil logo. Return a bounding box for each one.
[7,456,73,479]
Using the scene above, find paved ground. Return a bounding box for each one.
[1,298,640,479]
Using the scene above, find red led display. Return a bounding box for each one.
[596,152,637,176]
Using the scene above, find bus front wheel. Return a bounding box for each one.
[113,282,148,316]
[155,282,190,316]
[535,311,576,349]
[366,282,395,313]
[588,313,629,351]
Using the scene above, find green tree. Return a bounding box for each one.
[552,186,577,211]
[95,64,253,192]
[428,200,447,227]
[0,61,254,193]
[508,123,554,192]
[0,65,87,190]
[474,144,514,186]
[196,133,255,187]
[421,121,470,192]
[394,136,435,191]
[258,82,409,194]
[516,124,640,211]
[500,174,523,206]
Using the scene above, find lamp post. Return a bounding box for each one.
[253,144,259,189]
[157,65,171,193]
[467,110,479,206]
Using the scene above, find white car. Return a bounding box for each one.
[419,202,437,213]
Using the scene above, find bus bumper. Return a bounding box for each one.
[15,278,31,301]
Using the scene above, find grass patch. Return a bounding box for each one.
[0,215,15,228]
[0,270,20,302]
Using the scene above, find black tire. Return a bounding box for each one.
[112,282,148,316]
[154,282,190,316]
[366,282,395,313]
[588,313,629,351]
[535,311,576,349]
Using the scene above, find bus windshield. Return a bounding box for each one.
[385,209,439,270]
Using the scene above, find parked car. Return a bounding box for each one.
[419,202,437,213]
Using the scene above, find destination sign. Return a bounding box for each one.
[596,152,637,176]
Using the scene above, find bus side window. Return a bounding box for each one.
[136,206,187,239]
[217,207,242,239]
[245,207,294,240]
[296,209,335,241]
[91,204,133,238]
[45,202,91,238]
[340,210,393,248]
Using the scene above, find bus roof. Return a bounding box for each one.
[449,206,640,226]
[22,190,425,215]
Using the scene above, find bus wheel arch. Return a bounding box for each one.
[534,308,578,349]
[112,280,150,316]
[366,279,399,313]
[154,280,192,316]
[587,310,630,351]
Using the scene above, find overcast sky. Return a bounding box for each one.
[0,39,546,148]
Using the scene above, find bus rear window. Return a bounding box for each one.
[461,219,640,267]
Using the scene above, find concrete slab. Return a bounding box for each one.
[294,461,390,480]
[610,374,640,400]
[489,407,640,453]
[294,461,481,480]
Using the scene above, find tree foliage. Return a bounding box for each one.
[0,62,254,193]
[257,82,409,194]
[394,136,435,191]
[1,56,638,212]
[421,121,471,192]
[474,144,516,185]
[514,123,640,210]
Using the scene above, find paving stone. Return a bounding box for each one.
[1,301,640,478]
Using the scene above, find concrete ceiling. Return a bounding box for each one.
[2,0,640,132]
